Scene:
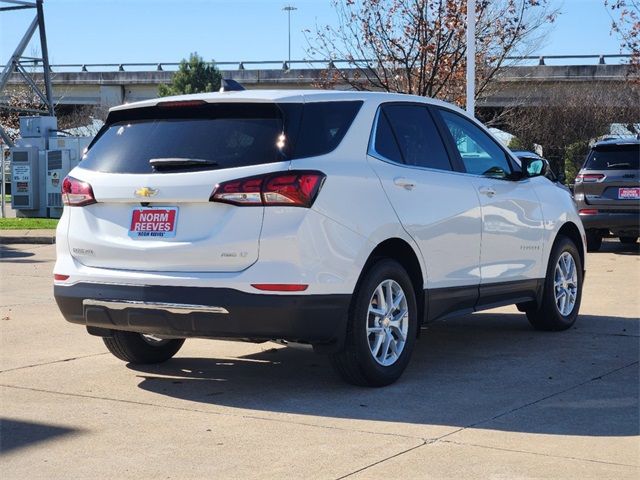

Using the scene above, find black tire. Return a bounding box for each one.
[103,331,184,364]
[585,230,602,252]
[526,236,583,331]
[619,236,638,245]
[330,259,418,387]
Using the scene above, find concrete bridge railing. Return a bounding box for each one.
[2,59,637,109]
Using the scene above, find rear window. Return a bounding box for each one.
[80,101,362,174]
[585,144,640,171]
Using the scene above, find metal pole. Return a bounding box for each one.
[288,9,291,63]
[0,128,14,149]
[283,5,297,64]
[466,0,475,117]
[0,15,38,95]
[36,0,54,115]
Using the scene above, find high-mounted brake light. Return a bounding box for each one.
[210,171,326,207]
[62,176,96,207]
[575,173,605,183]
[157,100,207,108]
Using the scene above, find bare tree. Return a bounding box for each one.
[606,0,640,66]
[307,0,557,106]
[503,81,640,179]
[56,104,107,137]
[1,83,105,143]
[0,83,47,143]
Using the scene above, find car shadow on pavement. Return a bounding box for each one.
[127,312,639,438]
[0,418,79,455]
[0,245,44,263]
[597,240,640,256]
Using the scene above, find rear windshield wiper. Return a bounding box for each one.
[606,162,631,168]
[149,157,219,168]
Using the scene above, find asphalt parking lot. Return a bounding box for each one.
[1,240,638,479]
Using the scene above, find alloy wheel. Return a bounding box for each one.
[554,251,578,316]
[366,279,409,366]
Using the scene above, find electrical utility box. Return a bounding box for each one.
[19,116,58,138]
[49,136,92,161]
[10,147,40,211]
[45,149,70,210]
[44,137,92,218]
[9,116,94,218]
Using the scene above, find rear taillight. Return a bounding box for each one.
[62,176,96,206]
[210,171,326,207]
[53,274,70,281]
[575,173,605,183]
[579,209,599,215]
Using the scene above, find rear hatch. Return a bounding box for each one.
[578,143,640,210]
[67,101,300,273]
[66,98,364,273]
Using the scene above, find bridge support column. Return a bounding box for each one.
[99,85,124,107]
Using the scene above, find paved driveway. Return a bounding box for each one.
[1,240,638,479]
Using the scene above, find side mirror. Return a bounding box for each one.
[521,157,545,178]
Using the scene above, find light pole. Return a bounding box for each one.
[466,0,476,117]
[283,5,297,64]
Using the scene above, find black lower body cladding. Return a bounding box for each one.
[579,212,639,232]
[55,283,350,346]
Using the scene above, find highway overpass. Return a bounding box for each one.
[2,60,638,110]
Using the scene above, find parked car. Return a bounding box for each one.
[573,138,640,251]
[510,150,571,194]
[54,90,586,386]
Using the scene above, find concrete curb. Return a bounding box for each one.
[0,230,56,245]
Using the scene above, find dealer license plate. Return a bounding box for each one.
[129,207,178,239]
[618,187,640,200]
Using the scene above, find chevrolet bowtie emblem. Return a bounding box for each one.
[134,187,158,197]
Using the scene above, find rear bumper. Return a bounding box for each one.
[54,283,350,347]
[579,212,640,231]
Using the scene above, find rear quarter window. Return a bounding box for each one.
[290,101,363,159]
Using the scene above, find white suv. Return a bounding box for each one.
[54,90,586,386]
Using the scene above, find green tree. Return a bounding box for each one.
[159,52,222,97]
[563,141,590,184]
[507,136,528,151]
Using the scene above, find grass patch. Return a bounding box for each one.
[0,217,58,230]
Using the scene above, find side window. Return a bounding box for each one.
[438,109,512,178]
[369,104,452,171]
[382,105,452,171]
[373,110,403,164]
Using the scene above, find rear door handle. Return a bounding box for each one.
[394,177,416,190]
[478,186,496,197]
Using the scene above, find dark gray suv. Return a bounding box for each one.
[574,138,640,251]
